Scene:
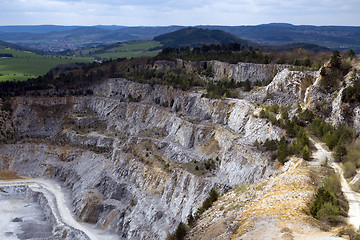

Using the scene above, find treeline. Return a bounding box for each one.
[0,53,13,58]
[154,43,271,64]
[0,57,146,98]
[155,44,271,64]
[154,43,330,68]
[122,68,205,91]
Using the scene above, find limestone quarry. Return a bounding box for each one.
[0,57,360,240]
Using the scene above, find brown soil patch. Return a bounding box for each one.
[0,171,23,180]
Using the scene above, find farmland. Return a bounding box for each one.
[0,48,94,82]
[73,40,162,59]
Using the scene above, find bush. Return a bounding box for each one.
[263,139,279,151]
[310,118,354,153]
[302,145,311,160]
[333,145,347,162]
[345,140,360,167]
[343,161,357,179]
[316,202,340,223]
[277,137,289,163]
[311,173,344,225]
[342,82,360,104]
[194,188,219,220]
[167,222,187,240]
[174,222,187,240]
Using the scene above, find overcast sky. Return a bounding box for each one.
[1,0,359,26]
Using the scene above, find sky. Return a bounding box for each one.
[0,0,359,26]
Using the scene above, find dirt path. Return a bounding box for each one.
[310,137,360,230]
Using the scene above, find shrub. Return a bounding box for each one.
[311,173,344,225]
[277,138,289,163]
[316,202,340,223]
[204,158,216,170]
[174,222,187,240]
[167,222,187,240]
[333,145,347,162]
[344,139,360,167]
[342,82,360,104]
[343,161,357,179]
[194,188,219,220]
[263,139,279,151]
[302,145,311,160]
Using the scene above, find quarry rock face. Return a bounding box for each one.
[153,59,289,83]
[1,77,284,239]
[1,59,359,239]
[265,69,319,105]
[209,60,289,83]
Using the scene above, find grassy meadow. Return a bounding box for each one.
[0,48,94,82]
[75,40,162,59]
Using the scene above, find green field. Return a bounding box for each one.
[0,48,94,82]
[75,40,162,59]
[96,49,161,59]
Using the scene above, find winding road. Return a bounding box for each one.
[0,179,119,240]
[310,137,360,230]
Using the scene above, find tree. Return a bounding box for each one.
[277,137,288,164]
[332,145,347,162]
[330,51,341,68]
[174,222,187,240]
[302,145,310,160]
[320,67,326,76]
[347,49,355,60]
[243,79,252,92]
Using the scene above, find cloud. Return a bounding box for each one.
[0,0,359,26]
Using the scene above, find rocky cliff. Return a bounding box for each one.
[153,59,289,83]
[0,78,284,239]
[1,57,359,239]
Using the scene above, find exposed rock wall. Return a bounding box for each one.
[209,60,289,83]
[265,69,319,106]
[0,184,89,240]
[153,59,289,83]
[2,78,284,239]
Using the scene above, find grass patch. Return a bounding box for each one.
[0,48,93,82]
[74,40,162,60]
[96,50,161,59]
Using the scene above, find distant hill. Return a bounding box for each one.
[0,24,359,53]
[199,24,360,52]
[153,28,252,48]
[0,39,47,55]
[0,25,126,33]
[66,40,163,60]
[0,26,183,52]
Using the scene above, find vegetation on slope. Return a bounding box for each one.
[66,40,163,60]
[154,27,251,48]
[154,43,330,68]
[166,188,219,240]
[319,50,352,93]
[311,172,348,225]
[258,105,312,163]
